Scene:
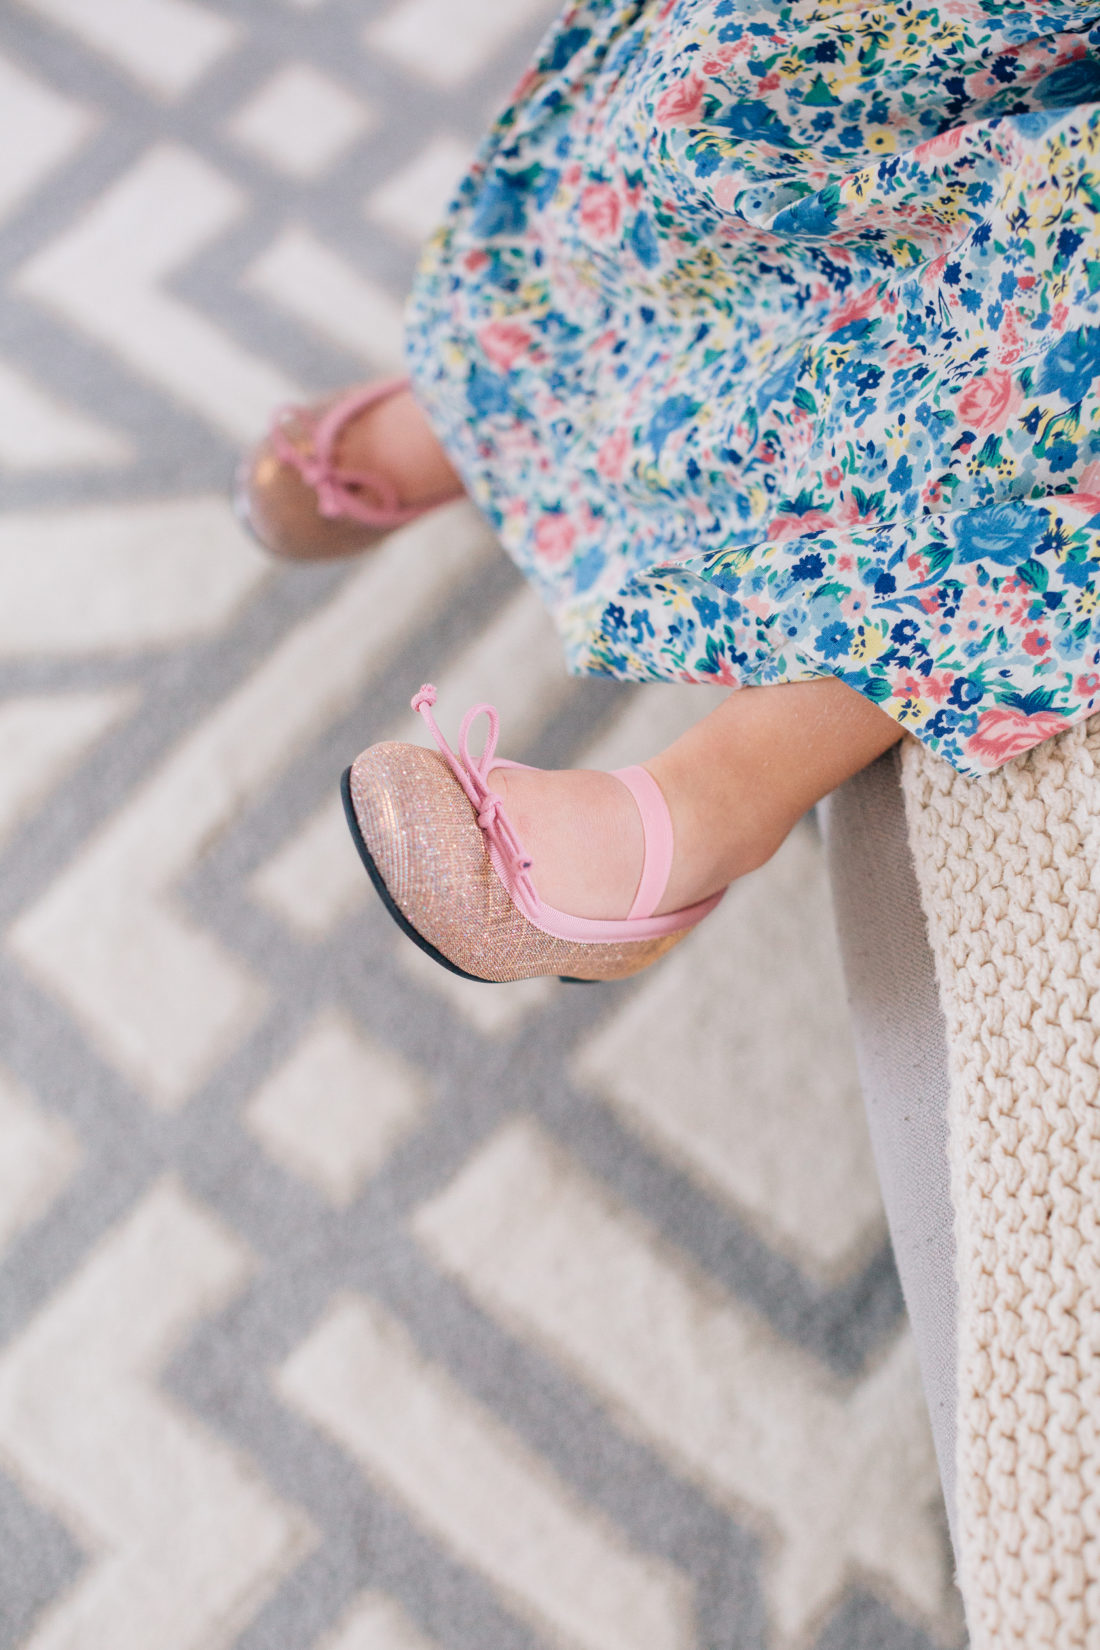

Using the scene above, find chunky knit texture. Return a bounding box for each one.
[901,723,1100,1648]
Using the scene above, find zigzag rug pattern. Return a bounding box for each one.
[0,2,963,1646]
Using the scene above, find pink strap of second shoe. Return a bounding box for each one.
[611,765,675,921]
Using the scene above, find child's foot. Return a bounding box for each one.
[486,762,782,921]
[487,673,908,921]
[342,677,904,986]
[237,378,464,561]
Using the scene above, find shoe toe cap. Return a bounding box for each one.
[348,742,505,951]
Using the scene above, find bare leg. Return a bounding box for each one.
[489,676,906,919]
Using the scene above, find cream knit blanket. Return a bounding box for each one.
[901,722,1100,1648]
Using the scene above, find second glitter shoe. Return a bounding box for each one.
[340,685,726,984]
[235,378,461,560]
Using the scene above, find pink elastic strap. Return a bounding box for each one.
[612,765,675,920]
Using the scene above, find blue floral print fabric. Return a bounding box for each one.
[406,0,1100,775]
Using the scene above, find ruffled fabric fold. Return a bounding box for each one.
[407,0,1100,774]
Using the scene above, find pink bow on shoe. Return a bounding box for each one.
[269,379,428,527]
[411,684,539,903]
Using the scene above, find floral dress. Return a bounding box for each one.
[406,0,1100,776]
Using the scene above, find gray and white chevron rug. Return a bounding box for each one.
[0,2,964,1646]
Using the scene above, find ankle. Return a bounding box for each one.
[644,750,792,911]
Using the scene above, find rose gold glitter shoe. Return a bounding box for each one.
[234,378,461,561]
[340,685,726,984]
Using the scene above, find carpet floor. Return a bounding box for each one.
[0,2,961,1646]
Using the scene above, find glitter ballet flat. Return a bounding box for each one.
[234,378,461,560]
[340,685,726,984]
